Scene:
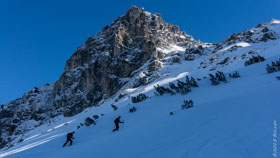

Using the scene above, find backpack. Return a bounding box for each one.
[67,133,73,139]
[114,118,120,124]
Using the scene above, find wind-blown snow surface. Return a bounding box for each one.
[1,21,280,158]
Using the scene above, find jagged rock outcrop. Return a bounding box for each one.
[214,20,279,52]
[199,19,279,70]
[52,6,194,116]
[0,84,54,149]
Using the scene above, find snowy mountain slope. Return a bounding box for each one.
[1,52,279,158]
[1,19,280,157]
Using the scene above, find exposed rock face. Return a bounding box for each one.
[214,20,279,52]
[198,19,279,70]
[52,6,192,116]
[0,84,54,149]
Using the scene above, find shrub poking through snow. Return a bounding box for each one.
[93,115,99,120]
[209,71,227,85]
[155,75,198,96]
[186,76,198,87]
[209,73,220,85]
[169,80,192,94]
[154,84,166,95]
[176,80,191,94]
[181,100,194,109]
[276,76,280,80]
[169,112,174,116]
[85,117,96,126]
[216,71,227,82]
[229,71,240,78]
[129,107,137,113]
[111,104,118,111]
[266,59,280,73]
[171,56,181,64]
[244,55,265,66]
[154,84,175,96]
[77,125,80,130]
[131,93,148,103]
[169,82,178,92]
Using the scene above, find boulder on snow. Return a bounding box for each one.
[85,117,96,126]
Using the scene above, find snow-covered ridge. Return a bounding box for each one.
[198,19,280,71]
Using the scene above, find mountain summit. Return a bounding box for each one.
[53,6,198,117]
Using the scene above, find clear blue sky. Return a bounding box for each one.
[0,0,279,105]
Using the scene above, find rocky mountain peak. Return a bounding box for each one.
[125,5,147,24]
[64,6,188,72]
[55,6,193,117]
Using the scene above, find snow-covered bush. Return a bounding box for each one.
[176,80,191,94]
[229,71,240,78]
[156,76,198,96]
[171,56,181,64]
[154,84,165,95]
[209,74,219,85]
[181,100,194,109]
[169,82,177,91]
[85,117,96,126]
[244,55,265,66]
[168,80,190,94]
[154,84,175,96]
[186,76,198,87]
[131,93,148,103]
[209,71,227,85]
[266,59,280,73]
[216,71,227,82]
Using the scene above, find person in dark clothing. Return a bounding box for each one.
[112,116,124,132]
[63,131,75,147]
